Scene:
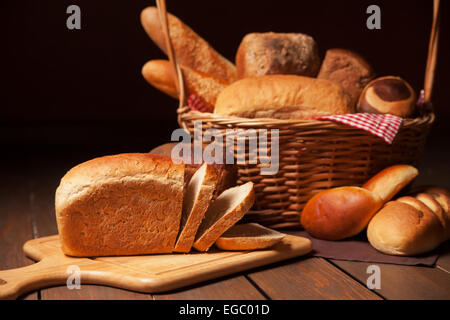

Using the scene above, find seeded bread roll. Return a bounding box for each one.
[214,75,354,120]
[236,32,321,79]
[55,153,184,257]
[317,48,375,107]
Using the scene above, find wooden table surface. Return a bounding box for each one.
[1,137,450,300]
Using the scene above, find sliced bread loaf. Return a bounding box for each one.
[174,163,218,252]
[215,223,285,251]
[193,182,255,252]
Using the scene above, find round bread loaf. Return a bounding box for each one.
[214,75,354,120]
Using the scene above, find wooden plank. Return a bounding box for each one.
[154,275,266,300]
[330,259,450,300]
[247,257,381,300]
[0,161,38,300]
[26,154,152,300]
[436,242,450,273]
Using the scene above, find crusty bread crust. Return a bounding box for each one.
[142,60,230,111]
[140,7,237,82]
[214,75,353,120]
[215,223,285,251]
[236,32,321,79]
[193,182,256,252]
[55,153,184,257]
[317,48,375,106]
[174,164,218,253]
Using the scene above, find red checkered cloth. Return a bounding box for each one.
[316,113,403,144]
[187,94,212,113]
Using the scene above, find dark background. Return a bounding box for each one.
[0,0,448,165]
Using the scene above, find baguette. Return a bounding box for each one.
[140,7,237,82]
[174,163,218,253]
[215,223,285,251]
[193,182,255,252]
[142,60,229,112]
[55,153,184,257]
[214,75,353,120]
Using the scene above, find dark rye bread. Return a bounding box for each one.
[193,182,256,252]
[55,153,184,257]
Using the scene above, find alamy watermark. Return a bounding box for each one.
[171,121,279,175]
[66,265,81,290]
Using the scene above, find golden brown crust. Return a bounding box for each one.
[140,7,236,82]
[236,32,321,79]
[300,187,382,240]
[362,165,419,203]
[367,198,446,256]
[193,182,256,252]
[142,60,230,111]
[174,164,218,252]
[214,75,353,120]
[215,223,285,251]
[55,153,184,257]
[317,48,375,107]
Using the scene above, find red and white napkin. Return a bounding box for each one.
[316,113,403,144]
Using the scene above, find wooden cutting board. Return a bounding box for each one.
[0,234,312,299]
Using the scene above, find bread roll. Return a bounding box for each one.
[193,182,255,252]
[301,187,382,240]
[214,75,354,120]
[317,48,375,106]
[236,32,320,79]
[55,153,184,256]
[367,197,447,256]
[174,163,218,253]
[301,165,419,240]
[357,76,416,118]
[215,223,286,251]
[362,165,419,203]
[140,7,236,82]
[142,60,229,112]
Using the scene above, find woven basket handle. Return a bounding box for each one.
[156,0,186,108]
[424,0,440,104]
[156,0,440,105]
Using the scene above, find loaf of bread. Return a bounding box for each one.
[301,165,419,240]
[193,182,256,252]
[236,32,321,79]
[55,153,184,257]
[215,223,285,251]
[214,75,354,120]
[367,187,450,256]
[317,48,375,107]
[174,163,218,252]
[142,60,229,112]
[140,7,236,82]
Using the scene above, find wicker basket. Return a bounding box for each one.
[155,0,440,229]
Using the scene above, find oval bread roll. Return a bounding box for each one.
[214,75,353,120]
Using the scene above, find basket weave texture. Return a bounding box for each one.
[177,106,434,229]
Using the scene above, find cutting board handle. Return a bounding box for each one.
[0,258,70,300]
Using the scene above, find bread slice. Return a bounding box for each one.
[174,163,218,252]
[55,153,184,257]
[193,182,255,252]
[215,223,285,251]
